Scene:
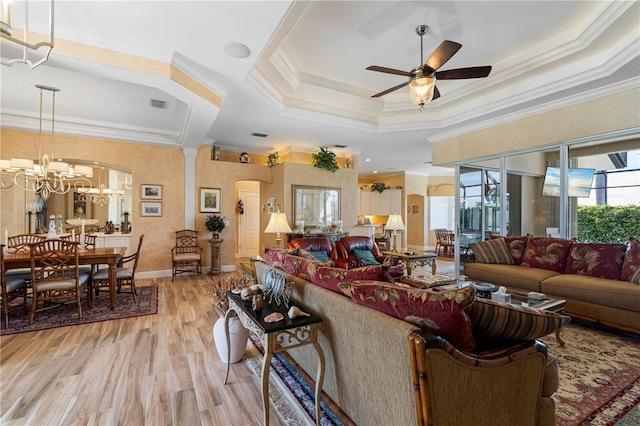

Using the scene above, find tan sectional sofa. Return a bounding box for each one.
[253,250,561,426]
[464,236,640,332]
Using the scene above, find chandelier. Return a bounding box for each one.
[4,85,93,200]
[78,169,125,206]
[0,0,54,69]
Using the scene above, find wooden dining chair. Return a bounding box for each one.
[8,233,46,252]
[171,230,202,281]
[29,239,90,324]
[93,235,144,303]
[1,245,29,328]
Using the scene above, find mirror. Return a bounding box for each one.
[22,160,132,233]
[292,185,341,232]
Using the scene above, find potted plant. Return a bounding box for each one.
[205,214,226,239]
[311,147,339,172]
[267,151,280,168]
[371,182,386,193]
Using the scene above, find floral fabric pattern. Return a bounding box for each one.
[307,264,391,294]
[521,237,572,273]
[263,246,299,266]
[564,243,626,279]
[338,281,476,350]
[500,235,529,265]
[621,238,640,283]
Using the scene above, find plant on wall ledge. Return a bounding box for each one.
[371,182,386,193]
[312,147,339,172]
[267,151,280,168]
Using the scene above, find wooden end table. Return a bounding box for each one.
[223,292,325,426]
[509,291,567,346]
[382,251,437,275]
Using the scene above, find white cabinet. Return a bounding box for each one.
[359,189,402,215]
[94,233,132,256]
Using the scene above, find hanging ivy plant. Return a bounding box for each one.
[267,151,280,168]
[311,147,339,172]
[371,182,386,193]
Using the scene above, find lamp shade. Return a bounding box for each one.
[265,211,293,234]
[409,75,436,107]
[385,214,406,231]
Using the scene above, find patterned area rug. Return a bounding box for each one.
[540,321,640,426]
[0,286,158,335]
[245,334,343,426]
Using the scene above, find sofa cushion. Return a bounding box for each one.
[491,235,529,265]
[298,249,334,266]
[353,249,381,266]
[308,250,331,263]
[521,237,572,273]
[463,263,559,292]
[263,246,299,265]
[541,274,640,313]
[467,298,570,342]
[565,243,626,279]
[307,264,392,294]
[470,238,515,265]
[338,280,476,350]
[621,238,640,283]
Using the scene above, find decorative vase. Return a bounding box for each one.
[213,316,249,364]
[212,233,219,240]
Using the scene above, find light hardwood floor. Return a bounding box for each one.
[0,273,285,426]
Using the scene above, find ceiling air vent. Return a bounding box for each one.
[251,132,268,138]
[333,145,347,148]
[149,99,169,109]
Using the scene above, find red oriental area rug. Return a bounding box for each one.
[0,285,158,336]
[540,321,640,426]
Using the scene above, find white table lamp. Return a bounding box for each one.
[265,208,292,248]
[385,213,406,254]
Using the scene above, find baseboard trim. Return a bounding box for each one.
[137,264,237,279]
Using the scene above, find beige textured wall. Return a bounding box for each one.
[1,128,184,273]
[432,88,640,165]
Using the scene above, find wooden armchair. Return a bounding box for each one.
[171,230,203,281]
[435,229,455,257]
[408,329,558,426]
[94,235,144,303]
[1,245,28,328]
[8,233,46,252]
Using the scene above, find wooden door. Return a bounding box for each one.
[237,190,260,257]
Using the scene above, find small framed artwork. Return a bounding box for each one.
[267,197,276,213]
[200,188,221,213]
[141,184,162,200]
[141,202,162,217]
[67,191,92,219]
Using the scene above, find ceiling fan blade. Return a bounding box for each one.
[366,65,413,77]
[424,40,462,73]
[432,86,441,100]
[435,66,492,80]
[371,81,409,98]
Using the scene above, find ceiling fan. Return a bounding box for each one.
[366,25,492,110]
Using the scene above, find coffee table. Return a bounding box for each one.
[382,251,437,275]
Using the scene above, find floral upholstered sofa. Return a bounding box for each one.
[464,236,640,331]
[253,247,567,426]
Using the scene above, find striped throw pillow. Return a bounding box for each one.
[469,238,515,264]
[467,298,570,341]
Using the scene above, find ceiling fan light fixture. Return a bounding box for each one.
[409,74,436,110]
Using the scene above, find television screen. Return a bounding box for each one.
[541,167,595,198]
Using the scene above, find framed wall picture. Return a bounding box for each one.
[67,191,92,219]
[141,201,162,217]
[141,184,162,200]
[200,188,221,213]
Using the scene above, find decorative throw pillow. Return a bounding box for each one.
[469,238,515,265]
[263,246,299,265]
[521,237,572,273]
[353,249,380,266]
[492,235,529,265]
[338,280,476,350]
[565,243,626,279]
[308,251,331,262]
[307,264,392,294]
[467,298,570,342]
[621,238,640,283]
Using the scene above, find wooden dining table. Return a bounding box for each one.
[3,246,127,310]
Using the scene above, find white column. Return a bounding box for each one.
[184,148,198,229]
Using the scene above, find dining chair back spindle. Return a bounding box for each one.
[28,239,90,324]
[8,234,46,252]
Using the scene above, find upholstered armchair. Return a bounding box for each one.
[288,237,354,269]
[336,236,403,277]
[408,329,558,426]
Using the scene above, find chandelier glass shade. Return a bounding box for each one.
[0,0,55,69]
[409,73,436,110]
[2,85,93,200]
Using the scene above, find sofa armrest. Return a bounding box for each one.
[334,258,357,269]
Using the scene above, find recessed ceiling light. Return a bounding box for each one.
[373,171,378,174]
[365,158,371,162]
[224,42,251,59]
